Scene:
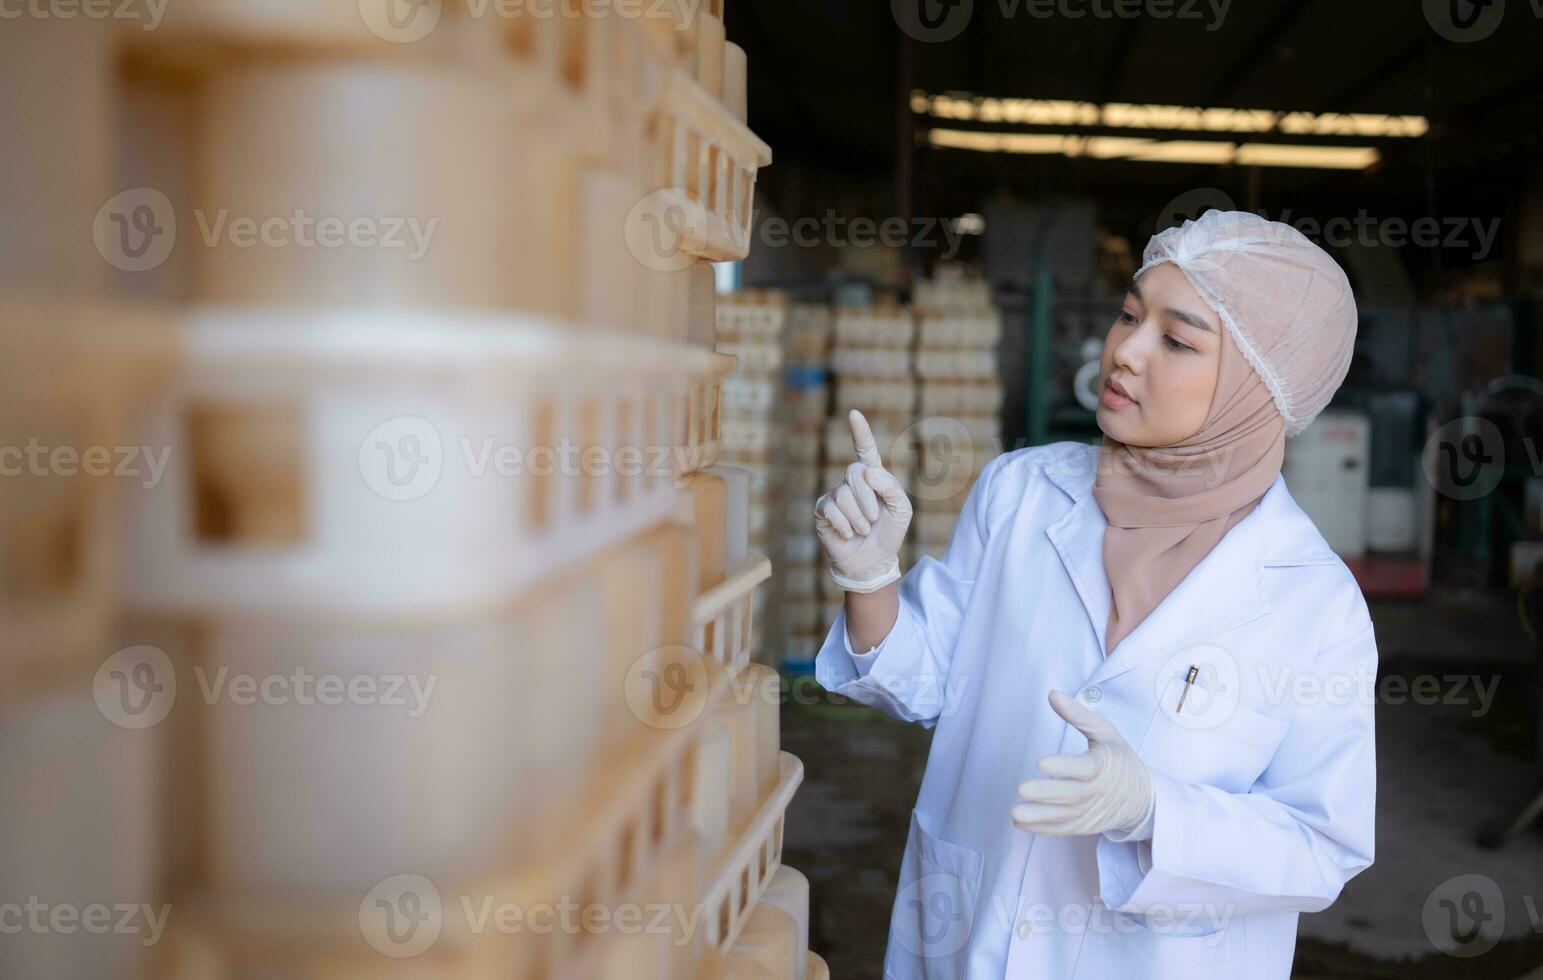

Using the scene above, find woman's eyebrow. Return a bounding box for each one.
[1164,307,1216,333]
[1127,281,1215,333]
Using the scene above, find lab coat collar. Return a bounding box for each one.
[1041,442,1332,685]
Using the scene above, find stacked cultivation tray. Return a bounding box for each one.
[910,271,1004,563]
[777,304,832,670]
[819,302,917,634]
[1,5,820,978]
[715,289,789,664]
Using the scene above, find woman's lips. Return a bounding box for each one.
[1101,377,1136,409]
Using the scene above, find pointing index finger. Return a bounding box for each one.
[848,409,884,468]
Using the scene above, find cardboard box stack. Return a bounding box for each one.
[2,5,824,978]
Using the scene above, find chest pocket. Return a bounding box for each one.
[1137,676,1290,794]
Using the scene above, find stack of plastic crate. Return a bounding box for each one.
[818,302,917,633]
[777,304,832,671]
[1,5,824,979]
[706,288,829,978]
[714,290,790,664]
[910,272,1004,564]
[0,309,173,980]
[0,20,183,979]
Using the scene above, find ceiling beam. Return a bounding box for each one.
[1096,17,1143,104]
[1204,0,1316,107]
[1312,34,1431,114]
[1444,63,1543,126]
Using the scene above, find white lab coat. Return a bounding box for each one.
[816,441,1377,980]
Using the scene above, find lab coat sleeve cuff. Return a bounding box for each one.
[841,612,885,673]
[1096,785,1155,907]
[1095,836,1146,912]
[812,598,957,727]
[832,601,916,681]
[1096,772,1177,911]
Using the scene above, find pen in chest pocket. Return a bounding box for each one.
[1176,664,1199,714]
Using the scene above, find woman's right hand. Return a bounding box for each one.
[815,410,912,592]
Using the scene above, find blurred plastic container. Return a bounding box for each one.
[118,310,716,618]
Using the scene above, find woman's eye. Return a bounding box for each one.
[1119,310,1137,324]
[1163,335,1192,352]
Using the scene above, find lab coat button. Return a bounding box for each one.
[1017,921,1033,940]
[1081,686,1103,704]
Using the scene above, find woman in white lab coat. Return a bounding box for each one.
[814,211,1376,979]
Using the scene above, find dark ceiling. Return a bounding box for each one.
[727,0,1543,253]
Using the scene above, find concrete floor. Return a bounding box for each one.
[781,589,1543,979]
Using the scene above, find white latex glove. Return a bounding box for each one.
[815,410,913,592]
[1011,690,1155,838]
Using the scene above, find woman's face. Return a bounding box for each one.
[1096,262,1224,447]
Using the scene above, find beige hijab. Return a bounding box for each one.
[1091,321,1285,655]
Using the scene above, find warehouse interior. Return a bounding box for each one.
[3,0,1543,978]
[728,3,1543,978]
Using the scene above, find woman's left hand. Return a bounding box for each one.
[1012,690,1155,838]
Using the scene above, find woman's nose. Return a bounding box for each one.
[1112,329,1146,373]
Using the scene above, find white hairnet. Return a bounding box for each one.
[1136,209,1358,437]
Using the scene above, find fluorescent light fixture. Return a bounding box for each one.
[1104,138,1238,164]
[924,128,1381,170]
[1234,143,1381,169]
[911,91,1428,139]
[927,130,1067,154]
[1277,112,1427,138]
